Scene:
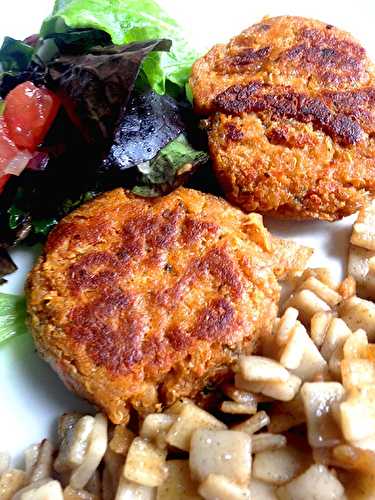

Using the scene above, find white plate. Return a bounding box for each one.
[0,0,374,463]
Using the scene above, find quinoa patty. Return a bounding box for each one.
[26,188,311,423]
[190,16,375,220]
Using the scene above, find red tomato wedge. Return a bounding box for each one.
[0,117,19,170]
[4,81,60,150]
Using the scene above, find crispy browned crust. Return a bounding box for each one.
[26,188,311,423]
[190,16,375,220]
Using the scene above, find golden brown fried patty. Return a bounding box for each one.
[26,188,311,423]
[190,16,375,220]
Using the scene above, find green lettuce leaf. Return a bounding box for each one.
[0,37,34,74]
[41,0,197,94]
[133,133,208,196]
[0,293,27,344]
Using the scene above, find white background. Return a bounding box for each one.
[0,0,374,462]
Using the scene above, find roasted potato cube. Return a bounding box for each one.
[166,402,226,451]
[0,469,27,500]
[239,356,289,383]
[301,382,345,448]
[115,477,155,500]
[343,329,368,360]
[140,414,175,449]
[156,460,200,500]
[198,474,250,500]
[252,447,309,485]
[189,429,251,485]
[276,464,346,500]
[123,437,167,487]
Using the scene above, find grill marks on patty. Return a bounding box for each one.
[214,82,367,146]
[66,205,245,375]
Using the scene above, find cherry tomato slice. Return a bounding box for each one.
[4,81,60,150]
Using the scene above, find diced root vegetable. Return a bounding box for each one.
[279,322,306,369]
[291,327,327,381]
[276,307,299,346]
[221,384,259,406]
[198,474,251,500]
[166,402,226,452]
[340,386,375,442]
[297,277,342,307]
[310,311,333,348]
[0,469,27,500]
[301,382,345,448]
[115,477,155,500]
[189,429,251,485]
[13,479,64,500]
[320,318,352,361]
[156,460,200,499]
[268,396,305,433]
[276,464,346,500]
[239,355,290,382]
[231,411,270,435]
[283,289,330,325]
[220,401,257,415]
[252,446,310,485]
[123,437,167,487]
[140,414,175,449]
[341,359,375,389]
[28,440,54,483]
[339,297,375,342]
[250,478,278,499]
[63,485,97,499]
[251,433,287,454]
[70,413,108,490]
[109,425,135,456]
[235,373,302,402]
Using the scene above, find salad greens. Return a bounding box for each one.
[134,134,208,196]
[41,0,197,94]
[102,90,185,172]
[48,39,171,142]
[0,0,209,285]
[0,293,27,344]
